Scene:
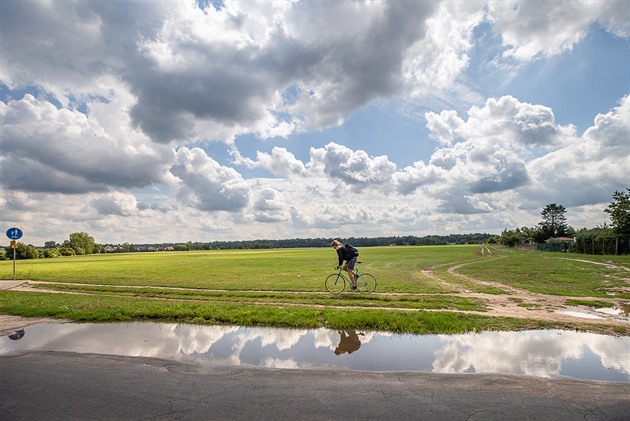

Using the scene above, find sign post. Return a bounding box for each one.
[6,228,23,279]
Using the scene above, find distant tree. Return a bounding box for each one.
[485,236,499,245]
[539,203,568,239]
[498,229,523,247]
[118,242,134,253]
[605,189,630,235]
[44,241,58,249]
[519,226,547,243]
[65,232,96,255]
[185,241,206,250]
[16,243,39,259]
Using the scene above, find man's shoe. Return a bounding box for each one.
[350,285,358,291]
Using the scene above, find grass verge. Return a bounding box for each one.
[0,291,571,334]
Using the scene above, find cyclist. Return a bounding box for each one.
[331,239,358,290]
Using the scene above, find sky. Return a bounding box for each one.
[1,0,629,246]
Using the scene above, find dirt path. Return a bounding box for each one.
[420,256,629,331]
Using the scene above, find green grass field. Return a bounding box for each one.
[1,245,629,334]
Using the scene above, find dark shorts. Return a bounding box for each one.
[345,257,357,270]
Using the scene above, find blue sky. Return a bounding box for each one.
[1,0,628,245]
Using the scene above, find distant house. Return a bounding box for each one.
[553,237,576,243]
[103,245,115,253]
[541,236,575,252]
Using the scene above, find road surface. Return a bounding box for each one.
[1,351,629,420]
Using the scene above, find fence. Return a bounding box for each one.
[573,235,630,255]
[537,243,569,253]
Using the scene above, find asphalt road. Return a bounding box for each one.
[1,351,629,420]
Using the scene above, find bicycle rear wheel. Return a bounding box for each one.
[356,273,376,293]
[325,273,346,293]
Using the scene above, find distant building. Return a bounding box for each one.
[555,237,576,243]
[541,236,575,252]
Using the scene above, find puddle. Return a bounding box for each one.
[556,310,605,320]
[596,307,626,316]
[557,306,630,321]
[1,323,628,383]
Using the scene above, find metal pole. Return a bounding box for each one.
[13,247,17,279]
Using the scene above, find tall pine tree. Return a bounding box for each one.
[539,203,568,239]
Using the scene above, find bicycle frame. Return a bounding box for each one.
[329,271,353,290]
[333,270,353,285]
[325,262,376,294]
[334,262,363,284]
[336,267,360,280]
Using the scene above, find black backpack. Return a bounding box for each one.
[345,243,359,257]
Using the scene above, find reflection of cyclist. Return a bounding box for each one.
[8,329,25,341]
[332,240,358,290]
[334,329,362,355]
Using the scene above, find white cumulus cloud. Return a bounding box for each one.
[171,147,250,212]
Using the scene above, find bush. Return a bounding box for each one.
[12,243,39,259]
[43,248,62,258]
[59,247,76,256]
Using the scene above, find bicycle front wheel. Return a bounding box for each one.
[356,273,376,293]
[325,273,346,293]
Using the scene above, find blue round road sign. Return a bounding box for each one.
[6,228,23,240]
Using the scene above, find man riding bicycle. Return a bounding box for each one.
[331,240,359,290]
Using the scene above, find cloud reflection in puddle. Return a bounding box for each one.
[1,322,628,383]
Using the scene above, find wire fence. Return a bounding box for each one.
[572,235,630,255]
[535,235,630,255]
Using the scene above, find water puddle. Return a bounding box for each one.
[556,305,630,321]
[556,310,605,320]
[596,307,626,316]
[1,322,628,383]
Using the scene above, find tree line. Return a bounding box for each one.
[1,232,494,260]
[2,232,101,260]
[491,189,630,255]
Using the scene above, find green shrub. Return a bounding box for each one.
[59,247,76,256]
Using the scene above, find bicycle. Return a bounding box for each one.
[325,261,377,293]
